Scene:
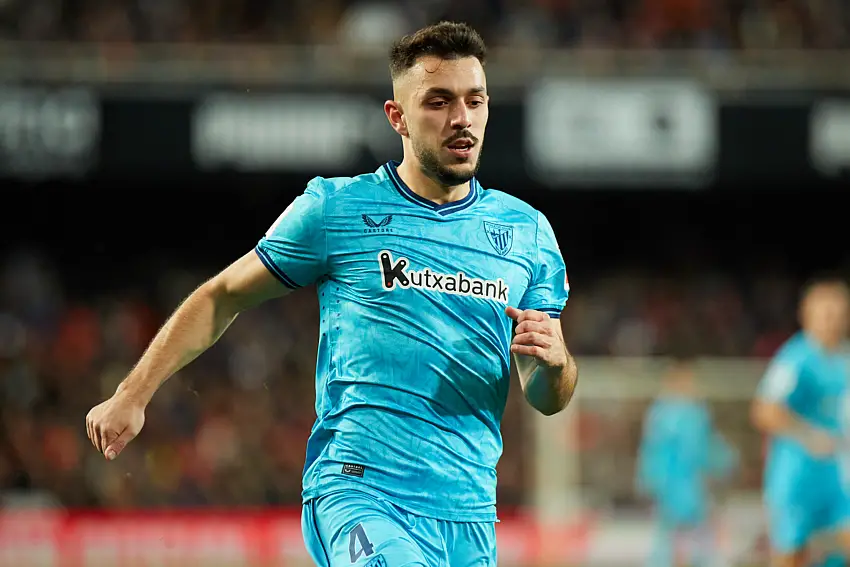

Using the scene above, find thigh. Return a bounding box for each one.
[826,489,850,537]
[765,500,817,556]
[764,508,809,567]
[445,521,497,567]
[304,490,429,567]
[825,491,850,558]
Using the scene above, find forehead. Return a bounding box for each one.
[402,55,486,95]
[806,284,850,306]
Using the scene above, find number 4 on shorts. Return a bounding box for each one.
[349,523,375,563]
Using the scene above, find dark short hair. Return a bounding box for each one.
[389,22,487,80]
[801,272,850,302]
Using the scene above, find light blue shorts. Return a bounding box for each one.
[302,489,497,567]
[766,472,850,553]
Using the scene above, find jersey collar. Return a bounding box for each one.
[382,161,479,216]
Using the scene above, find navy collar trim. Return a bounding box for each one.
[383,161,479,216]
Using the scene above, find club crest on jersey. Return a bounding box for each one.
[378,250,509,304]
[483,222,513,256]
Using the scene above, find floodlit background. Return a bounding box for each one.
[2,1,850,565]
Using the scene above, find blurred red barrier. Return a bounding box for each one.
[0,508,591,567]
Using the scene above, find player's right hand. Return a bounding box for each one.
[85,394,146,461]
[807,429,835,457]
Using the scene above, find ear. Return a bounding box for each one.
[384,100,409,137]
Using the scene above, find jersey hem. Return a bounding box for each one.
[302,481,499,523]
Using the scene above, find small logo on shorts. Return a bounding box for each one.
[342,463,365,478]
[365,555,387,567]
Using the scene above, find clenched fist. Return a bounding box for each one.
[505,306,568,368]
[85,394,146,461]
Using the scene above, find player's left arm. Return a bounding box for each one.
[508,211,576,416]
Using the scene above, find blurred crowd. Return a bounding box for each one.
[0,249,531,509]
[567,271,798,358]
[3,0,850,50]
[0,247,787,510]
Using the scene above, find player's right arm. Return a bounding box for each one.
[751,355,833,456]
[86,179,329,461]
[122,251,289,404]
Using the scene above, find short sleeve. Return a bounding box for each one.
[518,211,569,318]
[254,177,328,289]
[756,355,800,403]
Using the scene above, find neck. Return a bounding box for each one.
[663,384,692,397]
[396,159,470,205]
[807,329,841,351]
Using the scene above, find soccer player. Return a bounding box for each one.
[84,22,577,566]
[637,354,737,567]
[752,277,850,567]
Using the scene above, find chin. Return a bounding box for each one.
[445,160,474,171]
[449,154,482,171]
[435,163,477,186]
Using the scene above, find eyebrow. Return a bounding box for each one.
[421,86,487,98]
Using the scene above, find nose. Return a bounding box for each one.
[449,103,471,130]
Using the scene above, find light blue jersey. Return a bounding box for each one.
[757,332,850,552]
[255,161,569,523]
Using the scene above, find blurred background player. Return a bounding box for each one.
[752,277,850,567]
[636,352,737,567]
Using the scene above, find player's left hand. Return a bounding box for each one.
[505,306,567,369]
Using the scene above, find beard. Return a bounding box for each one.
[413,136,482,187]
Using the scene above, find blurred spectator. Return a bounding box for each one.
[1,0,850,48]
[0,244,802,510]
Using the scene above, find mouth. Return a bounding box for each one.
[446,138,475,159]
